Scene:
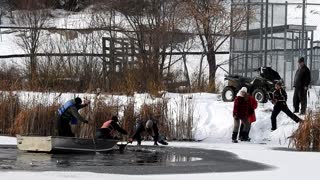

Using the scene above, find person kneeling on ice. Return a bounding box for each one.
[96,116,128,139]
[128,116,168,146]
[271,82,302,131]
[232,87,251,143]
[57,97,90,137]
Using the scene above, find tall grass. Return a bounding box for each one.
[290,111,320,151]
[0,92,20,135]
[75,96,119,138]
[167,95,195,140]
[10,104,59,136]
[0,91,195,141]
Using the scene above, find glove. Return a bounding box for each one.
[83,100,91,105]
[83,120,89,124]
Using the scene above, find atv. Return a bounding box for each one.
[221,67,283,103]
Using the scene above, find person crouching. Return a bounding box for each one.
[96,116,128,139]
[232,87,251,143]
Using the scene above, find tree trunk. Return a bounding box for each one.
[198,55,204,88]
[207,47,216,92]
[182,54,191,90]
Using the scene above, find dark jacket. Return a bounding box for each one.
[272,88,287,104]
[59,100,87,123]
[294,64,311,88]
[233,96,249,119]
[130,119,159,140]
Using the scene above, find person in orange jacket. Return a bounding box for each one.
[239,93,257,141]
[96,116,128,139]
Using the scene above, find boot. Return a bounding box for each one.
[240,131,250,141]
[232,132,238,143]
[238,131,244,141]
[243,131,251,141]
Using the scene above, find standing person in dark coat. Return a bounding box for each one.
[293,57,311,115]
[232,87,251,143]
[57,97,90,137]
[271,82,302,131]
[96,116,128,139]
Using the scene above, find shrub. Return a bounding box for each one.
[290,111,320,151]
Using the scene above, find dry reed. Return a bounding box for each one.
[0,92,20,135]
[289,111,320,151]
[10,104,59,136]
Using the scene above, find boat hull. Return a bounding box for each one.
[16,135,118,153]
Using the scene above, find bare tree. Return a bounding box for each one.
[14,9,49,89]
[183,0,248,91]
[0,0,8,25]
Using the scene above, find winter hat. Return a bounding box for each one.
[74,97,82,105]
[112,116,119,122]
[236,87,247,97]
[146,120,153,129]
[298,57,305,63]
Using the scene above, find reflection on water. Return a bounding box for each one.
[0,145,271,174]
[1,147,202,170]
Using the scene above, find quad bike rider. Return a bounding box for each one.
[222,67,283,103]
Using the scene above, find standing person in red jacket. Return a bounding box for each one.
[232,87,251,143]
[239,94,257,141]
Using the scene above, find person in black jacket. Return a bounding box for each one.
[271,82,302,131]
[96,116,128,139]
[57,97,90,137]
[293,57,311,115]
[128,116,168,146]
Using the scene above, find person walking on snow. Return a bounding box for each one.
[271,82,302,131]
[96,116,128,139]
[232,87,251,143]
[57,97,90,137]
[239,93,257,141]
[293,57,311,115]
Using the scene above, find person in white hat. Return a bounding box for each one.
[232,87,251,143]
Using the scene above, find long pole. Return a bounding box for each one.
[229,0,234,74]
[245,0,250,77]
[302,0,306,58]
[264,0,269,66]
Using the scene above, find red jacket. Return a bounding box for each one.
[247,95,258,123]
[233,96,249,119]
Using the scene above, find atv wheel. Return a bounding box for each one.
[222,86,236,102]
[252,88,267,103]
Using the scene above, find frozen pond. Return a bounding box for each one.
[0,145,272,174]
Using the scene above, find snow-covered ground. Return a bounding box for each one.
[1,87,320,179]
[1,2,320,178]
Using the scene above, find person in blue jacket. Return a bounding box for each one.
[57,97,90,137]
